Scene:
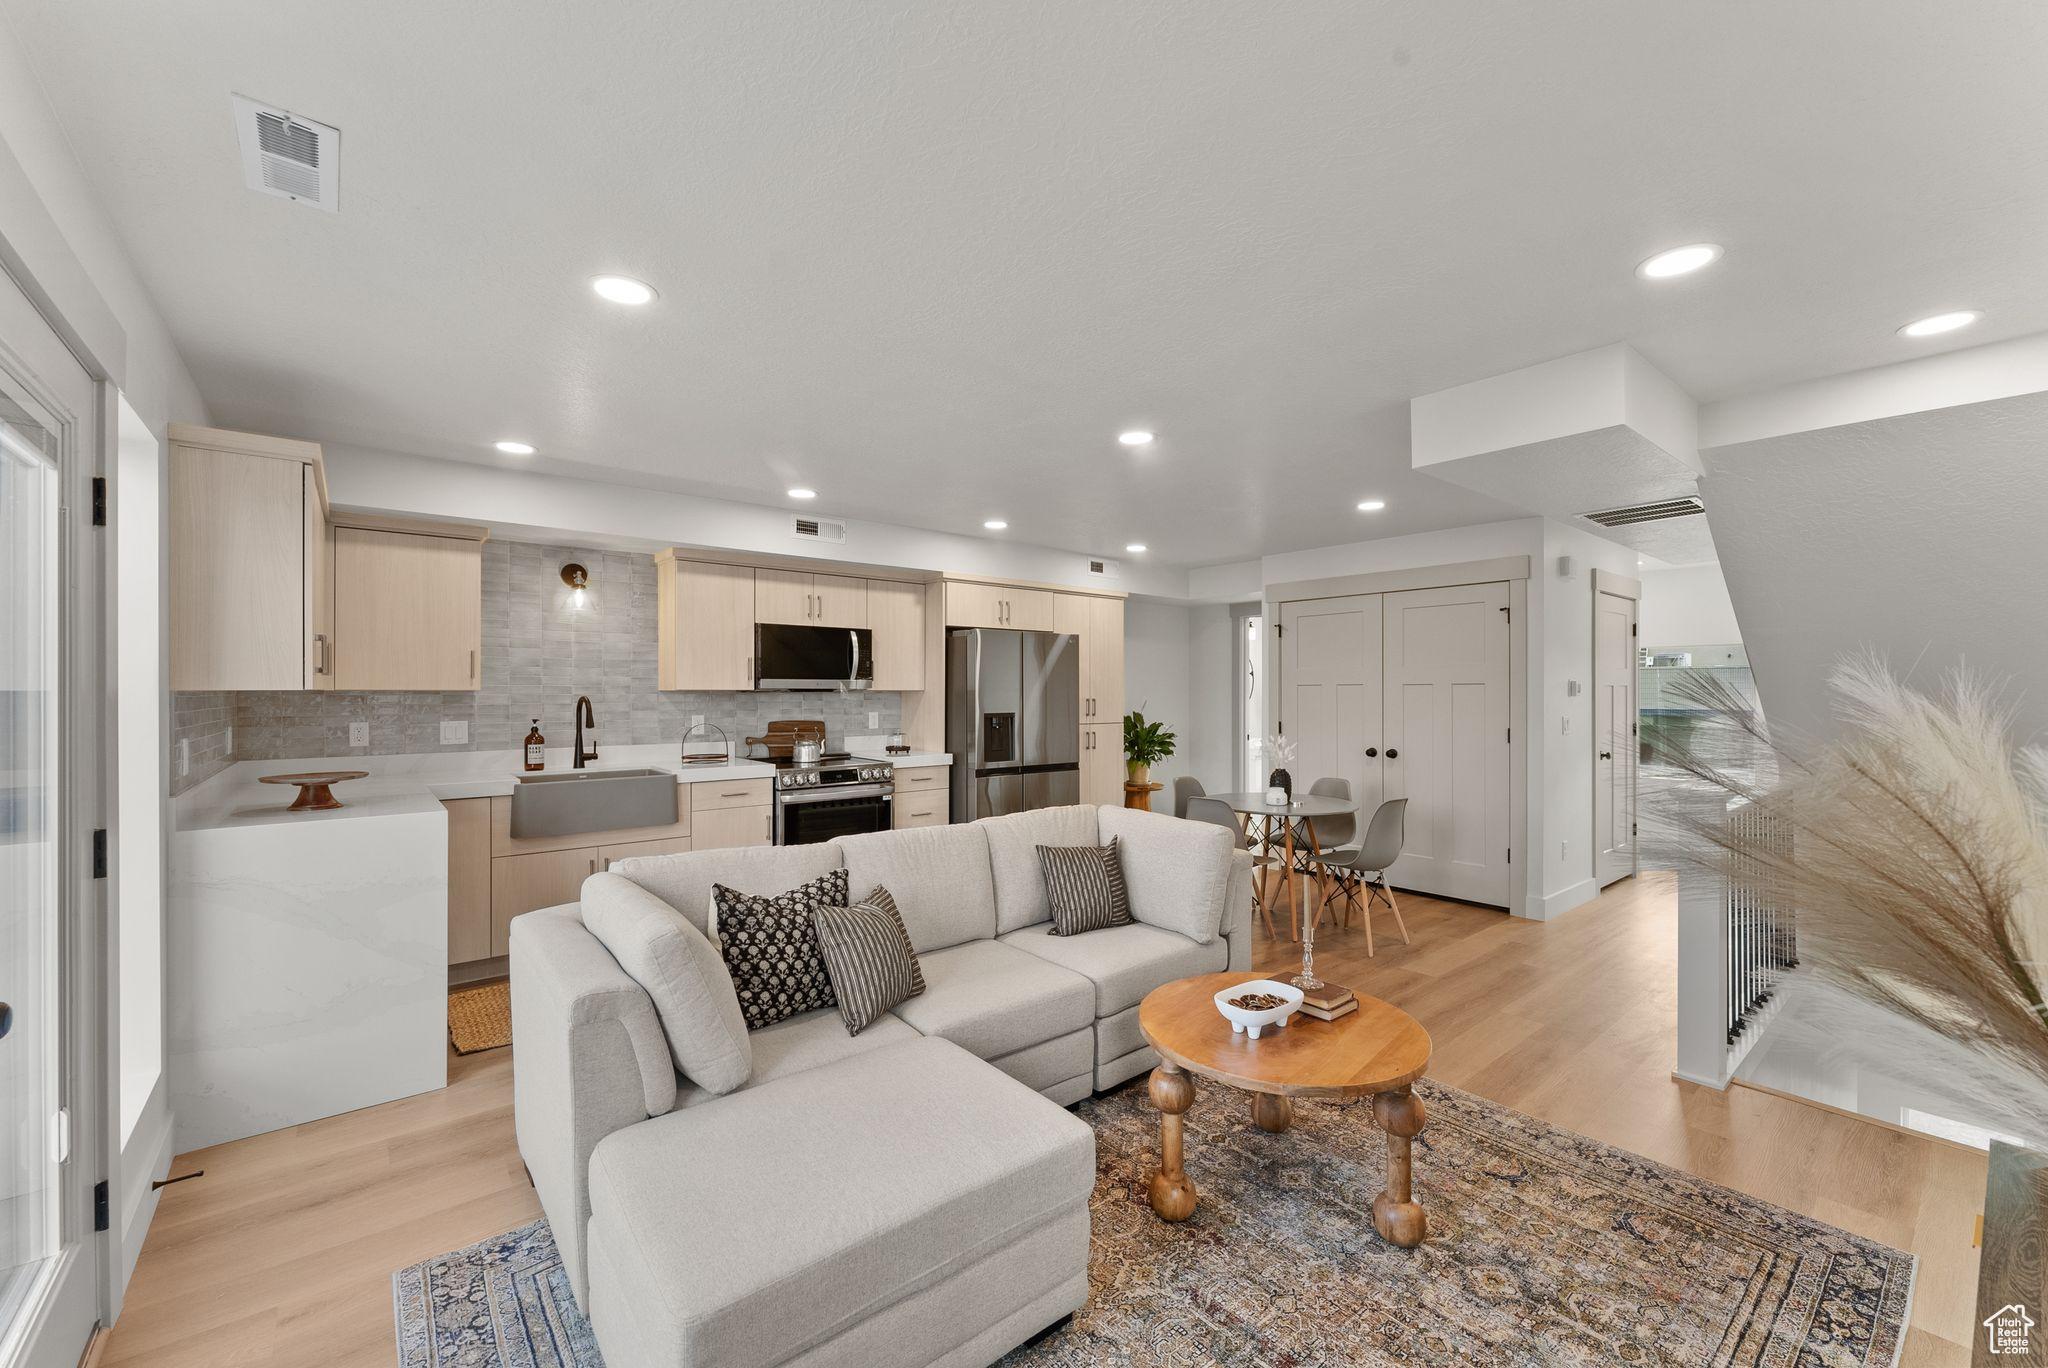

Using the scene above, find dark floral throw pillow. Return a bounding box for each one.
[711,868,849,1030]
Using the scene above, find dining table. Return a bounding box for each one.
[1207,790,1359,941]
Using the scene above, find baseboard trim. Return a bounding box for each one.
[1528,878,1599,922]
[1728,1076,1989,1156]
[1670,1067,1731,1090]
[119,1098,179,1299]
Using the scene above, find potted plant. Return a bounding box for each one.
[1123,710,1178,786]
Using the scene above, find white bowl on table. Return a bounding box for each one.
[1212,978,1305,1039]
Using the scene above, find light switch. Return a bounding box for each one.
[441,720,469,745]
[349,722,369,748]
[1561,716,1570,735]
[224,726,233,755]
[868,711,879,728]
[178,737,190,777]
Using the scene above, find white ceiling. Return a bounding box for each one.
[8,1,2047,567]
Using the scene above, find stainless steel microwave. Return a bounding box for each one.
[754,623,873,691]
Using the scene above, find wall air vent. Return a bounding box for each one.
[1579,495,1704,527]
[791,514,847,545]
[1085,558,1121,580]
[231,95,339,211]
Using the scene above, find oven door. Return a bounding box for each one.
[775,784,893,845]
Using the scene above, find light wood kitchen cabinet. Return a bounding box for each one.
[444,798,491,964]
[756,568,866,627]
[1080,724,1122,808]
[1055,593,1124,723]
[169,425,329,691]
[892,765,950,828]
[599,836,694,869]
[657,554,756,691]
[946,581,1053,631]
[693,802,773,850]
[489,848,600,957]
[332,524,485,690]
[867,580,927,691]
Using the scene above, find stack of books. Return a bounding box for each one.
[1296,980,1358,1021]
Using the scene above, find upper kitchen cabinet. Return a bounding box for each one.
[657,553,755,691]
[169,424,332,691]
[331,517,488,690]
[756,568,866,628]
[1055,592,1125,723]
[945,580,1053,631]
[867,579,927,691]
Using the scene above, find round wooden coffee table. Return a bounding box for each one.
[1137,972,1434,1246]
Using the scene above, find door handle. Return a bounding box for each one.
[1365,747,1378,758]
[470,648,478,684]
[1385,748,1399,759]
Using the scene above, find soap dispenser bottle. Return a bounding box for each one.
[524,719,546,772]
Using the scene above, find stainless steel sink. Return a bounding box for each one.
[510,768,677,839]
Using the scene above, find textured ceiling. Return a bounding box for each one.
[7,1,2047,567]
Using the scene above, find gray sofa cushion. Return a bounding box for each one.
[608,844,845,939]
[579,873,753,1095]
[1097,805,1236,945]
[890,939,1095,1061]
[978,806,1101,934]
[832,824,998,954]
[586,1036,1094,1368]
[674,1007,921,1109]
[1000,920,1228,1018]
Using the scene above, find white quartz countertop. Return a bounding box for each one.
[175,745,780,833]
[175,743,956,834]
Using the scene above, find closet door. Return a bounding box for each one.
[1277,595,1383,831]
[1594,589,1638,886]
[1381,582,1511,905]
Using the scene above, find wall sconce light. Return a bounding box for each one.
[561,562,589,610]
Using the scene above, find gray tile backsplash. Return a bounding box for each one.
[170,691,236,795]
[171,540,900,785]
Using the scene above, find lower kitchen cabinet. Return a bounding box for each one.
[490,848,600,957]
[693,802,773,850]
[444,799,492,963]
[599,836,693,870]
[893,794,949,829]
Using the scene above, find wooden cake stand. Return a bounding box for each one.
[258,770,369,812]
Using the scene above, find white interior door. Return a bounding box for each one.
[1277,595,1382,823]
[0,265,100,1368]
[1381,582,1511,905]
[1594,590,1638,886]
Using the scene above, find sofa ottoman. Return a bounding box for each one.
[583,1036,1094,1368]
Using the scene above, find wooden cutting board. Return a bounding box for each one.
[744,719,825,759]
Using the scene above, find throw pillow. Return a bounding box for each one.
[1037,837,1132,936]
[578,872,752,1094]
[712,867,849,1030]
[812,885,926,1036]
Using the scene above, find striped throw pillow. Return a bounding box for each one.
[812,885,925,1036]
[1037,838,1132,936]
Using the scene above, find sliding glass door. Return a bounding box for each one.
[0,267,101,1368]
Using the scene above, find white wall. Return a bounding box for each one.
[1122,599,1194,790]
[0,14,204,433]
[1184,603,1237,793]
[1640,563,1740,647]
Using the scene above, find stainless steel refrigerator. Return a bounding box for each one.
[946,628,1081,820]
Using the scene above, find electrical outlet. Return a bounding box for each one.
[178,738,190,777]
[1560,840,1568,861]
[868,711,879,728]
[690,714,704,728]
[349,722,369,748]
[1561,716,1570,734]
[225,725,234,755]
[441,720,469,745]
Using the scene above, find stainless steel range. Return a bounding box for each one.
[771,752,895,845]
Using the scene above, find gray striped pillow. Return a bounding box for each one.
[1037,837,1131,936]
[812,885,925,1036]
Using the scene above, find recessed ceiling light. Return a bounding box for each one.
[1356,499,1386,512]
[983,519,1008,531]
[1124,543,1147,554]
[1898,310,1980,338]
[1636,243,1722,279]
[787,487,817,500]
[591,275,657,305]
[1118,430,1154,447]
[494,440,535,456]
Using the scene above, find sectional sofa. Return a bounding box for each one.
[511,802,1255,1368]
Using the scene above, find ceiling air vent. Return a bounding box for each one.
[232,95,339,211]
[791,514,847,545]
[1579,495,1704,528]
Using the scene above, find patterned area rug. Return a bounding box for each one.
[393,1078,1915,1367]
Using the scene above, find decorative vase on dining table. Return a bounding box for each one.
[1268,767,1292,802]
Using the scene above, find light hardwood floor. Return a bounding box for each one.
[104,871,1983,1367]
